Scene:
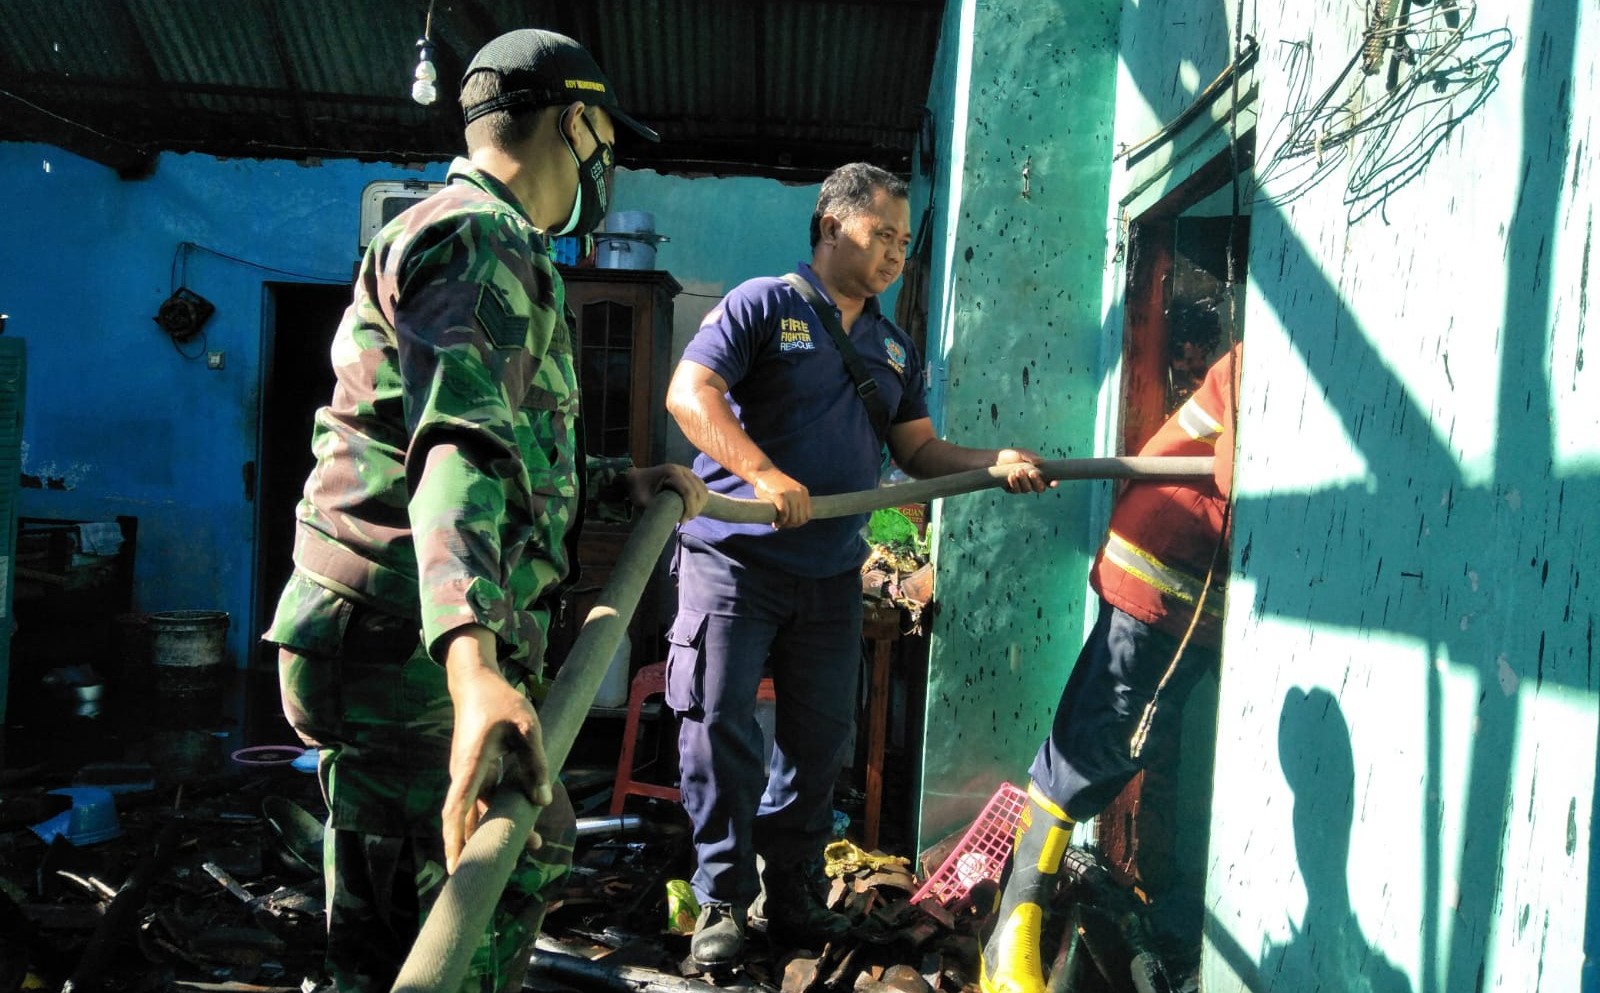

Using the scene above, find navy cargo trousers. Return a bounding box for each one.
[1028,596,1219,822]
[667,533,863,908]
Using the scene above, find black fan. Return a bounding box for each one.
[154,288,215,342]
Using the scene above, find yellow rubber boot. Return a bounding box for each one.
[979,783,1074,993]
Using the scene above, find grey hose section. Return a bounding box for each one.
[392,494,685,993]
[699,455,1214,524]
[390,454,1212,992]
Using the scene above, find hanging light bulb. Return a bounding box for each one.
[412,39,438,105]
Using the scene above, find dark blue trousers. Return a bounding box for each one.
[667,534,863,907]
[1029,597,1219,822]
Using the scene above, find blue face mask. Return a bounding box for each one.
[552,112,615,238]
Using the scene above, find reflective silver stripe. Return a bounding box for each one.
[1104,531,1223,616]
[1177,397,1222,443]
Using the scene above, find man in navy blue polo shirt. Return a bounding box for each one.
[665,162,1051,967]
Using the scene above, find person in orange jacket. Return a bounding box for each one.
[980,339,1240,993]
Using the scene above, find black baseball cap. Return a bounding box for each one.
[461,29,659,142]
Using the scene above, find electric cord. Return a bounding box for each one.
[172,240,347,285]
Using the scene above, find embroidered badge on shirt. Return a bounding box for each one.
[884,337,906,373]
[779,316,815,352]
[476,283,526,350]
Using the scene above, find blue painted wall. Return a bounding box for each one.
[0,144,428,673]
[0,143,815,682]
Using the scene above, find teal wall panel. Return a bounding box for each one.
[1177,2,1598,991]
[609,169,821,467]
[916,0,1123,846]
[612,170,832,313]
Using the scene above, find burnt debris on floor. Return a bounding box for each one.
[0,650,1194,993]
[530,815,995,993]
[0,761,980,993]
[0,757,330,991]
[0,753,1196,993]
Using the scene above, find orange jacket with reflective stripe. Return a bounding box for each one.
[1090,345,1238,644]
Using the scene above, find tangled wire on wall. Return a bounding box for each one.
[1256,0,1513,223]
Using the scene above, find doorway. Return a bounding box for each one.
[1099,133,1253,934]
[1119,139,1253,455]
[249,282,346,738]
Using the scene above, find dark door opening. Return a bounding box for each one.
[249,282,346,740]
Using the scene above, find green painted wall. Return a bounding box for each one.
[1093,0,1597,989]
[916,0,1123,845]
[1202,1,1596,988]
[924,0,1597,986]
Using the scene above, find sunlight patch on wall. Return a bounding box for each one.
[1176,58,1202,94]
[1546,159,1598,476]
[1112,59,1162,157]
[1231,315,1372,495]
[933,0,977,366]
[1208,601,1458,991]
[1361,283,1506,490]
[1422,645,1484,988]
[1473,680,1597,989]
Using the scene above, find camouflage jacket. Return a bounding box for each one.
[282,158,624,673]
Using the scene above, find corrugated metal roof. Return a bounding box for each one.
[0,0,945,179]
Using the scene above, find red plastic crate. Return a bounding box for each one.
[911,782,1028,907]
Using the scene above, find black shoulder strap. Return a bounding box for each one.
[781,272,891,442]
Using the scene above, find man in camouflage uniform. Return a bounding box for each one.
[264,30,705,993]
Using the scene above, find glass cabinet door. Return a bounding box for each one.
[579,298,636,459]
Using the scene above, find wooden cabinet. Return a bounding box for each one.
[556,267,682,677]
[562,267,681,467]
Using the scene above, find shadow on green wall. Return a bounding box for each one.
[1267,688,1412,991]
[1110,0,1587,987]
[1200,689,1415,992]
[1588,741,1599,993]
[1216,0,1583,983]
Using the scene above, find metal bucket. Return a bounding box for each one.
[595,235,657,270]
[148,610,229,699]
[595,210,668,270]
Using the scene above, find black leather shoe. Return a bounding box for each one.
[690,902,747,968]
[760,859,851,948]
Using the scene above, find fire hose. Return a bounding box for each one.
[390,455,1212,993]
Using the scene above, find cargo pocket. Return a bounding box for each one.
[267,574,357,748]
[663,610,709,719]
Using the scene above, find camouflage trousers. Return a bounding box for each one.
[270,576,573,993]
[318,797,574,993]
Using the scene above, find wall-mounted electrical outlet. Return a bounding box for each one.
[207,350,226,370]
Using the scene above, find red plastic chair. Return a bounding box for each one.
[609,661,776,815]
